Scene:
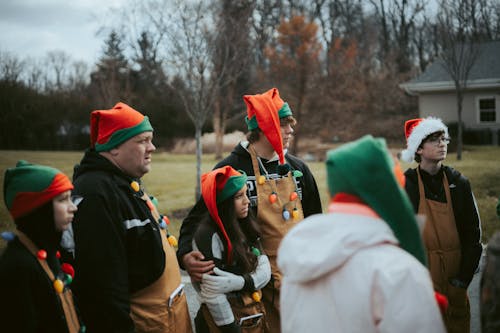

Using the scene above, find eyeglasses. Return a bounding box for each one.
[426,135,451,146]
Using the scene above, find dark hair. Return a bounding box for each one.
[414,130,445,163]
[246,116,297,144]
[214,194,261,274]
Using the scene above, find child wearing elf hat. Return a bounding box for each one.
[178,88,322,332]
[69,102,192,332]
[401,117,482,333]
[0,160,83,333]
[191,166,271,332]
[278,135,446,333]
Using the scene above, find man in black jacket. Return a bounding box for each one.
[69,102,192,333]
[177,88,322,332]
[401,116,482,333]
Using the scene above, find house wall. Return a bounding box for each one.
[419,89,500,144]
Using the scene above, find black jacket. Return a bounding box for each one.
[71,150,165,333]
[177,143,323,266]
[405,166,482,285]
[0,238,72,333]
[0,202,81,333]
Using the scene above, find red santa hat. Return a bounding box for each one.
[400,117,448,163]
[244,88,292,170]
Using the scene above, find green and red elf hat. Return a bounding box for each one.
[326,135,427,265]
[90,102,153,152]
[201,166,248,264]
[4,160,74,220]
[244,88,293,174]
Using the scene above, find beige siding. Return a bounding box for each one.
[418,90,500,130]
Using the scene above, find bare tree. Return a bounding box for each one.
[23,57,45,92]
[311,0,365,74]
[369,0,426,73]
[251,0,285,68]
[212,0,254,159]
[46,51,71,91]
[436,0,482,160]
[144,0,235,198]
[0,51,25,84]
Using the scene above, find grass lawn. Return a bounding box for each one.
[1,146,499,254]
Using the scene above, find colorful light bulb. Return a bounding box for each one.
[53,279,64,293]
[258,175,266,185]
[168,235,178,247]
[130,181,140,192]
[252,291,261,302]
[37,250,47,260]
[269,192,277,204]
[289,192,298,201]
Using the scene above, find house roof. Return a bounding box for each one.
[400,40,500,94]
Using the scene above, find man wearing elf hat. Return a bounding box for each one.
[278,135,446,333]
[401,116,482,333]
[69,102,192,332]
[177,87,322,332]
[0,161,83,332]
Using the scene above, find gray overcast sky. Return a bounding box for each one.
[0,0,125,64]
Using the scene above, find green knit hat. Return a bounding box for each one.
[326,135,426,265]
[4,160,74,219]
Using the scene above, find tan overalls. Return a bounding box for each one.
[249,146,304,333]
[417,169,470,333]
[17,232,81,333]
[129,194,193,333]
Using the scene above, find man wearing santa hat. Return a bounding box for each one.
[401,116,482,333]
[177,87,322,332]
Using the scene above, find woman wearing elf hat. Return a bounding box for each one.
[401,117,482,333]
[69,102,192,332]
[192,166,271,332]
[278,136,446,333]
[0,160,83,332]
[178,88,322,332]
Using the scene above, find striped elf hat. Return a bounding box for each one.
[244,88,293,172]
[4,160,73,219]
[326,135,426,265]
[90,102,153,152]
[201,166,248,264]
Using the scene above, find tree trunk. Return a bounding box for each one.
[291,75,306,155]
[195,126,203,200]
[213,96,224,159]
[456,89,463,160]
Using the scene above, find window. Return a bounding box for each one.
[479,98,496,123]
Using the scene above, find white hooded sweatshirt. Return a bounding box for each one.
[277,206,446,333]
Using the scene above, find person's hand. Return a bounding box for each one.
[182,251,214,282]
[201,267,245,294]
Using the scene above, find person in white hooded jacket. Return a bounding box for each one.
[278,135,446,333]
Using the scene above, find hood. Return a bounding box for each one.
[277,212,398,284]
[73,149,129,181]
